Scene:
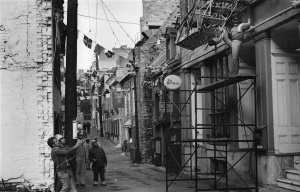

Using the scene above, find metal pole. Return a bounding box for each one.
[99,92,104,137]
[133,49,140,163]
[65,0,77,146]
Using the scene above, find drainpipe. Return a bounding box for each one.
[132,49,140,163]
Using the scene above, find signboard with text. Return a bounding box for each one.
[164,75,181,90]
[112,91,125,108]
[159,102,173,113]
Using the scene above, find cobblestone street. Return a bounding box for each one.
[78,130,294,192]
[78,131,192,192]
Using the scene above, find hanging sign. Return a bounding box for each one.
[164,75,181,90]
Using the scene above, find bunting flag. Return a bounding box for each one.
[78,30,136,63]
[83,35,92,49]
[94,44,104,56]
[116,56,125,65]
[105,50,115,58]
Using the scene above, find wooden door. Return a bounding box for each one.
[272,54,300,154]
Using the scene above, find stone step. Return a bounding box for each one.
[287,169,300,181]
[277,178,300,192]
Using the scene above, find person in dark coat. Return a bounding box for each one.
[83,122,87,134]
[89,140,107,186]
[86,122,91,134]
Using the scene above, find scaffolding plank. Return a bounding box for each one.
[197,74,257,91]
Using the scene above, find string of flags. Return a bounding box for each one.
[83,35,92,49]
[105,50,115,58]
[80,30,119,59]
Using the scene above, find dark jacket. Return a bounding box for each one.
[51,145,76,172]
[89,145,107,166]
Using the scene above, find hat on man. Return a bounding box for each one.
[55,134,63,141]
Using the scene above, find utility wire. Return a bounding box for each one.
[99,0,136,44]
[87,0,92,37]
[100,1,127,54]
[95,0,98,42]
[72,13,141,25]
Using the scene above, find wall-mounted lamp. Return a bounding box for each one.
[157,39,161,45]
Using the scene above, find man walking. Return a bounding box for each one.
[89,139,107,186]
[47,134,82,192]
[86,122,91,134]
[75,132,89,187]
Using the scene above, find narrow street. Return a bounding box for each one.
[78,129,294,192]
[78,129,193,192]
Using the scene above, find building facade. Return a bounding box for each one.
[0,0,65,190]
[144,0,300,191]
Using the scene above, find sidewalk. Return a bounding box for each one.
[80,131,294,192]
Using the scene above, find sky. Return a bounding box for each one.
[64,0,143,70]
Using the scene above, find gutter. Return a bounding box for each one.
[245,4,299,33]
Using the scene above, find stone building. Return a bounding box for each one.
[0,0,64,190]
[146,0,300,191]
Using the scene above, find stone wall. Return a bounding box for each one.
[141,0,179,32]
[0,0,54,190]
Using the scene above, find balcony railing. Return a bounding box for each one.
[175,0,247,50]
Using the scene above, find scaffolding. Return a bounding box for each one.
[165,74,258,192]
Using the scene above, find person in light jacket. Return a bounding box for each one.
[89,140,107,186]
[75,132,89,187]
[48,134,82,192]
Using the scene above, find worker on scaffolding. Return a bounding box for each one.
[208,15,251,75]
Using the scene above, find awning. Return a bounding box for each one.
[123,119,132,128]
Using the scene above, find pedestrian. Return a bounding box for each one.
[75,132,89,187]
[89,140,107,186]
[77,122,82,130]
[86,122,91,134]
[47,134,83,192]
[83,122,87,134]
[85,139,91,170]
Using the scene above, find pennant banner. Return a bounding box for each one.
[83,35,92,49]
[79,30,134,62]
[94,44,104,56]
[105,50,115,58]
[116,56,125,65]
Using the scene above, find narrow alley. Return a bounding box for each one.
[1,1,300,192]
[78,128,294,192]
[79,129,192,192]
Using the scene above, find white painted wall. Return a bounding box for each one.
[0,0,54,190]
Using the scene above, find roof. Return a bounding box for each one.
[119,72,133,85]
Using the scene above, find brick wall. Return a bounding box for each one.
[0,0,54,190]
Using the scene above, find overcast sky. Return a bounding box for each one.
[64,0,143,70]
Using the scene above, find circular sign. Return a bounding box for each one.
[163,75,181,90]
